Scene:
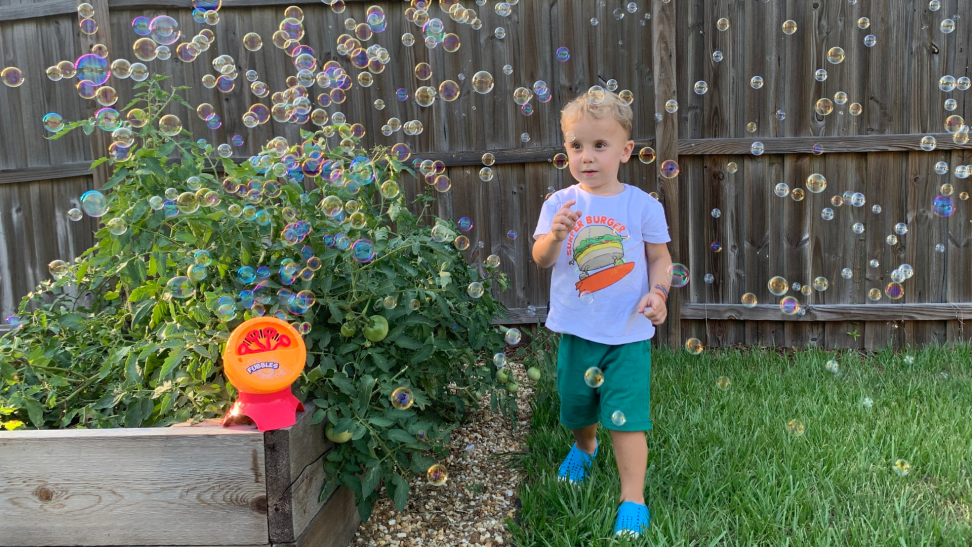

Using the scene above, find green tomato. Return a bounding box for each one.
[505,381,519,393]
[325,424,353,443]
[363,315,389,342]
[527,367,541,381]
[496,369,510,384]
[340,323,357,337]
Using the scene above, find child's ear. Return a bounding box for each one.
[620,139,635,162]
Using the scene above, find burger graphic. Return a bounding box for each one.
[570,225,636,294]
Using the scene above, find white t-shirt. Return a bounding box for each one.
[533,184,671,345]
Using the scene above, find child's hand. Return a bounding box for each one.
[550,200,582,242]
[637,292,668,325]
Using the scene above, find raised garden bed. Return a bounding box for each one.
[0,403,359,547]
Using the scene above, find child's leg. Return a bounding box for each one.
[610,429,647,505]
[572,423,598,455]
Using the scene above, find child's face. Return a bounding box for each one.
[562,115,635,191]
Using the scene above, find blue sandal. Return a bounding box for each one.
[557,441,598,484]
[614,501,650,538]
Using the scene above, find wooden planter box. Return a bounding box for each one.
[0,403,360,547]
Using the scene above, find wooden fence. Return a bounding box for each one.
[1,0,970,350]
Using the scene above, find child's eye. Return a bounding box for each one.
[596,142,606,148]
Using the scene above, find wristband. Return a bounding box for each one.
[651,285,669,302]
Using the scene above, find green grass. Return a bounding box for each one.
[505,337,972,546]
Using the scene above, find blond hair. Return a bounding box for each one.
[560,90,633,138]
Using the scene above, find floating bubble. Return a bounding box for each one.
[741,293,757,308]
[786,418,805,436]
[712,50,723,62]
[638,147,656,164]
[427,463,448,486]
[920,136,937,151]
[716,17,729,31]
[159,114,182,137]
[932,195,955,217]
[667,263,689,287]
[505,327,521,345]
[827,46,845,64]
[351,239,375,262]
[941,19,955,33]
[780,296,800,315]
[467,281,484,298]
[390,387,414,410]
[750,76,763,89]
[556,47,570,61]
[774,183,790,197]
[75,54,110,86]
[815,98,834,116]
[685,338,704,355]
[893,459,911,476]
[584,366,604,388]
[751,142,765,155]
[80,190,108,217]
[782,20,797,34]
[767,276,788,296]
[806,173,827,193]
[660,160,679,178]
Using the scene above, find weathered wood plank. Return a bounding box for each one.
[652,0,680,348]
[0,0,77,22]
[264,403,333,544]
[681,303,972,322]
[679,134,972,155]
[0,423,268,546]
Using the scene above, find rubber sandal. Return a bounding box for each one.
[557,440,597,484]
[613,501,650,538]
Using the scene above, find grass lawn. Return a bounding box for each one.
[505,331,972,546]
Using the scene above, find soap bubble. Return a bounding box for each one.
[638,147,656,164]
[467,282,484,298]
[584,366,604,388]
[667,263,690,287]
[505,328,521,345]
[351,239,375,262]
[751,142,765,155]
[68,208,83,221]
[685,338,704,355]
[75,54,110,86]
[716,18,729,31]
[920,136,937,151]
[741,293,757,308]
[827,46,845,64]
[80,190,108,217]
[556,47,570,61]
[611,410,626,426]
[463,70,495,95]
[390,387,414,410]
[750,76,763,89]
[768,276,788,296]
[806,173,827,193]
[427,464,448,486]
[660,160,679,178]
[694,81,709,95]
[786,419,805,436]
[782,20,797,34]
[932,195,954,217]
[779,296,800,315]
[165,276,195,299]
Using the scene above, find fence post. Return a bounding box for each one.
[82,0,113,189]
[651,0,680,348]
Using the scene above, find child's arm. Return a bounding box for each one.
[637,242,673,325]
[532,200,581,268]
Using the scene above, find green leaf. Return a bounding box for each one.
[408,345,434,365]
[329,372,355,395]
[22,397,45,428]
[311,408,327,424]
[101,167,129,191]
[394,335,424,350]
[390,472,409,511]
[368,416,394,427]
[58,313,86,330]
[90,157,108,170]
[361,466,381,499]
[159,349,187,380]
[386,428,417,444]
[76,261,89,284]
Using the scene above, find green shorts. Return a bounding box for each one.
[556,333,652,432]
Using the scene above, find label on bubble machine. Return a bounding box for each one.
[223,317,306,394]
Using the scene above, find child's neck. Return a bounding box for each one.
[578,179,625,197]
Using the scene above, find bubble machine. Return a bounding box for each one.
[221,317,305,431]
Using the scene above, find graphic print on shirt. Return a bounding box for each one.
[566,214,635,295]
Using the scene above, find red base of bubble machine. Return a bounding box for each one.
[221,388,305,432]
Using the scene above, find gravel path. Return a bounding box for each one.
[353,363,533,547]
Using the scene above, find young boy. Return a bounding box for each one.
[531,91,673,539]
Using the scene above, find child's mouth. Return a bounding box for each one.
[581,170,598,175]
